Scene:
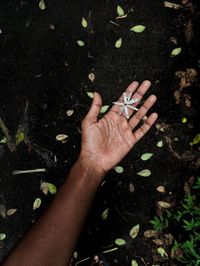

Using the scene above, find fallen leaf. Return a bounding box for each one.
[157,201,172,209]
[157,140,163,148]
[192,134,200,145]
[130,25,146,33]
[39,0,46,10]
[115,38,122,48]
[100,105,109,114]
[0,204,6,218]
[40,181,49,195]
[0,233,6,241]
[164,233,174,245]
[164,1,182,9]
[144,230,158,238]
[47,182,57,194]
[77,40,85,47]
[157,247,168,257]
[129,182,135,193]
[33,198,41,210]
[117,5,125,16]
[15,129,25,145]
[114,166,124,173]
[101,208,109,220]
[181,117,187,123]
[137,169,151,177]
[153,239,164,245]
[0,137,7,144]
[175,68,197,89]
[131,260,139,266]
[6,208,17,216]
[81,17,88,28]
[66,110,74,116]
[73,251,78,259]
[88,72,95,82]
[174,90,181,104]
[156,186,165,193]
[129,224,140,239]
[86,91,94,98]
[56,134,68,142]
[141,153,153,161]
[115,238,126,246]
[170,47,182,57]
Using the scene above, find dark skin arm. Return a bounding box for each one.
[4,80,157,266]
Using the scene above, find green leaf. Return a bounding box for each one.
[157,247,168,257]
[15,129,25,145]
[115,38,122,48]
[130,25,146,33]
[192,134,200,145]
[115,238,126,246]
[181,117,187,123]
[0,137,7,144]
[0,233,6,241]
[170,47,182,57]
[39,0,46,10]
[81,17,88,28]
[100,105,109,113]
[101,208,109,220]
[46,183,57,194]
[33,198,41,210]
[86,91,94,99]
[157,140,163,148]
[131,260,139,266]
[129,224,140,239]
[77,40,85,47]
[141,153,153,161]
[137,169,151,177]
[117,5,124,16]
[114,166,124,173]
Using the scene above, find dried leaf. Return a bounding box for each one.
[39,0,46,10]
[66,110,74,116]
[115,238,126,246]
[164,1,182,9]
[115,38,122,48]
[156,185,165,193]
[117,5,125,16]
[157,140,163,148]
[77,40,85,47]
[157,201,172,209]
[130,25,146,33]
[47,182,57,194]
[56,134,68,142]
[129,182,135,193]
[129,224,140,239]
[192,134,200,145]
[170,47,182,57]
[6,208,17,216]
[81,17,88,28]
[86,91,94,98]
[131,260,138,266]
[141,153,153,161]
[114,166,124,173]
[101,208,109,220]
[88,72,95,82]
[144,230,158,238]
[157,247,168,257]
[137,169,151,177]
[153,239,164,245]
[0,233,6,241]
[100,105,109,114]
[33,198,41,210]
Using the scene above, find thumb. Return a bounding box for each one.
[85,92,102,124]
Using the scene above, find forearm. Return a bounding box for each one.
[4,158,104,266]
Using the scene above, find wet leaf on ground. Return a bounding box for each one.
[88,72,95,82]
[66,110,74,116]
[81,17,88,28]
[137,169,151,177]
[47,182,57,194]
[115,238,126,246]
[157,201,172,209]
[77,40,85,47]
[56,134,68,142]
[39,0,46,10]
[33,198,42,210]
[115,38,122,48]
[144,230,158,238]
[6,208,17,216]
[141,153,153,161]
[156,185,165,193]
[117,5,125,16]
[157,140,163,147]
[129,224,140,239]
[170,47,182,57]
[86,91,94,98]
[101,208,109,220]
[100,105,109,113]
[114,166,124,173]
[130,25,146,33]
[131,260,138,266]
[0,233,6,241]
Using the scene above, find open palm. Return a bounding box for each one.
[80,81,158,175]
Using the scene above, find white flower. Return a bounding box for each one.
[113,93,139,119]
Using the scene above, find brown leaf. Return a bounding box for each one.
[156,186,166,193]
[175,68,197,89]
[153,239,164,246]
[144,230,158,238]
[164,233,174,245]
[174,90,181,104]
[157,201,172,209]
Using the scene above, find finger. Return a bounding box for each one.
[132,112,158,144]
[84,92,102,124]
[110,81,139,113]
[129,94,157,129]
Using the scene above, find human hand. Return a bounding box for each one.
[80,81,158,176]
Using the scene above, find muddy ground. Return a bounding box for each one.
[0,0,200,265]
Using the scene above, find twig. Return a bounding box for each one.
[0,118,16,152]
[12,168,46,175]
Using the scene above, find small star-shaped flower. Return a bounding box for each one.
[113,92,139,119]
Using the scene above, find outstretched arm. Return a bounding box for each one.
[4,80,157,266]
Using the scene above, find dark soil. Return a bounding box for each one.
[0,0,200,265]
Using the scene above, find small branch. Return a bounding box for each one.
[0,118,16,152]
